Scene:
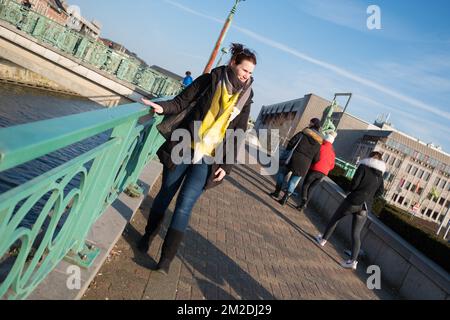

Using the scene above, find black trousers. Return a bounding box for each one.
[300,171,325,203]
[322,199,368,261]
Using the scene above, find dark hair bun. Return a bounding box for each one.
[230,43,244,56]
[229,43,257,65]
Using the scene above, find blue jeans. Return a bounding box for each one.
[150,160,210,232]
[276,167,302,194]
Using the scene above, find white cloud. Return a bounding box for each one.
[372,61,450,94]
[288,0,366,32]
[354,94,450,136]
[163,0,223,24]
[231,24,450,120]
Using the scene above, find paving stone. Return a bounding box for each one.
[82,157,397,300]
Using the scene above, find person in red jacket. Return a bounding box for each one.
[297,133,336,211]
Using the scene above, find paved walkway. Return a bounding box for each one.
[82,163,396,300]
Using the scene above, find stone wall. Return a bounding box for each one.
[309,178,450,300]
[0,58,77,95]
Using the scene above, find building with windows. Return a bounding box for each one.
[28,0,69,25]
[66,4,101,39]
[352,128,450,226]
[254,94,336,148]
[254,93,450,228]
[254,94,379,160]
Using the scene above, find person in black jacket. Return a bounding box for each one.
[138,43,257,274]
[21,0,32,9]
[315,151,386,270]
[270,118,323,206]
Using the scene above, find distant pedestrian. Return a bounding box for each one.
[182,71,193,87]
[18,0,32,30]
[22,0,32,9]
[297,132,336,211]
[315,151,386,270]
[139,43,257,275]
[270,118,323,206]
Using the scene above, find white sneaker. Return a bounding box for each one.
[341,260,358,270]
[315,234,327,247]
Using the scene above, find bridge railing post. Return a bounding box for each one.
[0,104,158,299]
[69,118,141,254]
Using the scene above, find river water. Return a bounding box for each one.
[0,83,109,228]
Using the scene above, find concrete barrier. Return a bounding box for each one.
[0,58,78,95]
[309,177,450,300]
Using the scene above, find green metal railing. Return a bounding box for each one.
[0,0,184,97]
[335,157,357,179]
[0,102,167,299]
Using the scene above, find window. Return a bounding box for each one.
[424,172,431,181]
[417,153,426,162]
[428,193,438,202]
[411,184,417,192]
[406,164,412,174]
[418,170,424,179]
[435,177,441,186]
[405,182,411,190]
[417,187,424,196]
[395,159,402,168]
[389,157,396,166]
[439,198,445,206]
[398,196,405,205]
[432,212,439,220]
[392,194,399,202]
[383,154,390,162]
[411,167,418,176]
[446,201,450,209]
[426,209,432,217]
[440,180,447,189]
[430,158,439,167]
[439,215,445,223]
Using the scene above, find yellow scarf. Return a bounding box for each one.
[193,82,240,160]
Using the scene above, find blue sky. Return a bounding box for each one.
[70,0,450,152]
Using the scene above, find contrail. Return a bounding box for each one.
[164,0,449,120]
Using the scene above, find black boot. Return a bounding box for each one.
[155,228,184,275]
[296,199,307,211]
[137,212,164,253]
[269,184,282,199]
[279,192,291,206]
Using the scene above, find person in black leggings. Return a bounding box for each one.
[297,133,336,211]
[315,151,386,270]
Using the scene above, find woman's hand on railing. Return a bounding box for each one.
[141,98,164,114]
[213,168,227,182]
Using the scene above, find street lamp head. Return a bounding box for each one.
[231,0,246,13]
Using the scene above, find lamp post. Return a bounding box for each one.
[334,93,353,131]
[216,47,230,67]
[203,0,245,74]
